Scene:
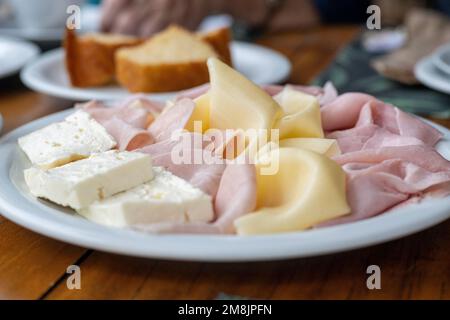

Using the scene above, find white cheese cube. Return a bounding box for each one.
[78,167,214,228]
[24,151,153,210]
[18,110,116,169]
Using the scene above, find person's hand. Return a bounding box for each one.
[100,0,218,36]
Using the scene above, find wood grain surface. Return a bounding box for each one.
[0,25,449,300]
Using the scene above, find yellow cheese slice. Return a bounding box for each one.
[274,87,324,139]
[207,57,282,131]
[185,92,210,133]
[234,147,350,235]
[279,138,341,157]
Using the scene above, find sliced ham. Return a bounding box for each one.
[333,145,450,173]
[318,159,450,226]
[102,117,153,151]
[77,97,157,150]
[321,93,442,146]
[148,98,195,142]
[139,130,225,197]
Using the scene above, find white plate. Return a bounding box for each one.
[20,42,292,102]
[0,26,64,43]
[415,56,450,95]
[0,4,100,43]
[432,44,450,75]
[0,36,39,79]
[0,110,449,262]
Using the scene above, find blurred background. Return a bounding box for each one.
[1,0,450,130]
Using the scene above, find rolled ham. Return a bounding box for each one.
[318,91,450,227]
[77,98,157,150]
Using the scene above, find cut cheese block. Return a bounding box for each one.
[24,151,153,210]
[208,57,282,131]
[273,87,324,139]
[234,148,350,235]
[279,138,341,157]
[18,110,116,169]
[116,26,223,93]
[78,167,214,228]
[65,28,142,87]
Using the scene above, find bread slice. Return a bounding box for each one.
[199,27,232,65]
[65,29,143,87]
[116,26,230,93]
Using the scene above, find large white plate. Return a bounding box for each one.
[415,56,450,95]
[0,36,39,79]
[0,110,449,262]
[20,42,292,102]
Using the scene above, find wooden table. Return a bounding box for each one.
[1,25,449,300]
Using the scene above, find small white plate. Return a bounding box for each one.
[20,42,292,102]
[432,44,450,75]
[415,56,450,95]
[0,36,39,79]
[0,4,100,43]
[0,26,64,43]
[0,110,449,262]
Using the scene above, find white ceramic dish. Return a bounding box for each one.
[20,42,292,102]
[0,4,99,43]
[0,36,39,79]
[415,56,450,95]
[0,110,449,262]
[432,44,450,76]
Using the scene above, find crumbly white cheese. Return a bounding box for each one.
[24,151,153,210]
[18,110,116,169]
[78,167,214,228]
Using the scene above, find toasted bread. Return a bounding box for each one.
[199,27,232,65]
[116,26,231,93]
[65,29,142,87]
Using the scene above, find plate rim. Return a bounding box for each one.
[432,44,450,76]
[20,42,292,102]
[0,109,449,262]
[0,36,40,79]
[415,56,450,95]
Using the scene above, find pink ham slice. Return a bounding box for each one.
[102,117,153,151]
[139,131,225,197]
[77,97,157,150]
[148,98,195,142]
[134,164,257,234]
[321,93,442,146]
[318,91,450,227]
[318,158,450,227]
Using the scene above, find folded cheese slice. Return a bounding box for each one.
[234,148,350,235]
[207,57,282,131]
[185,92,211,133]
[273,87,324,139]
[78,167,214,228]
[18,110,116,169]
[24,150,153,210]
[279,138,341,157]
